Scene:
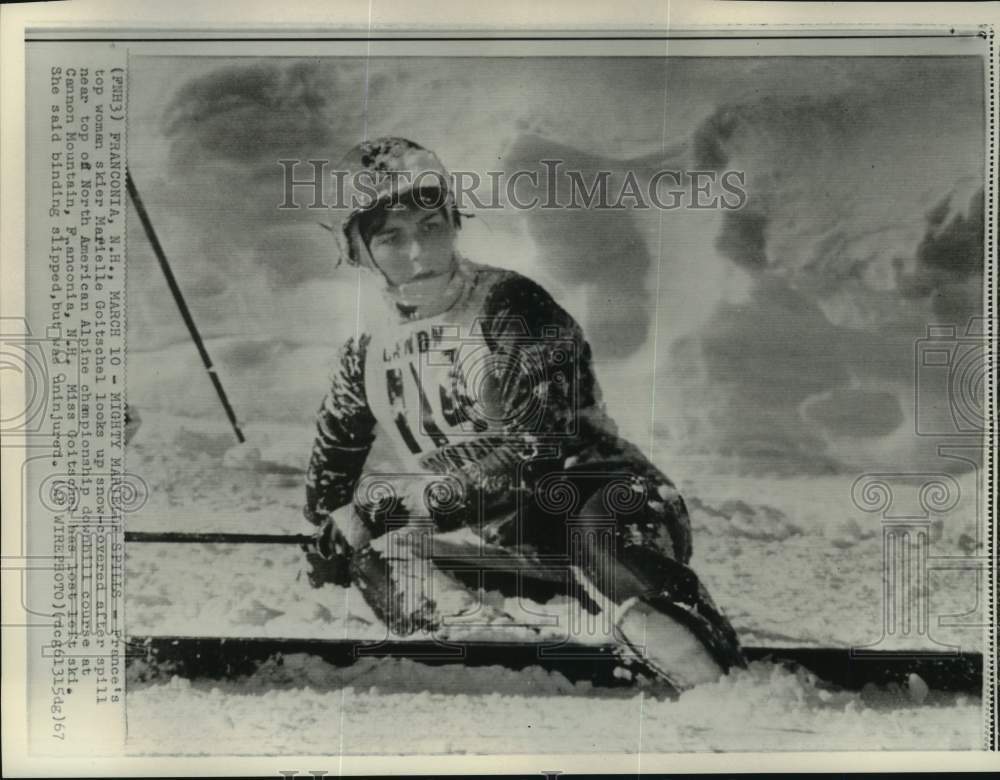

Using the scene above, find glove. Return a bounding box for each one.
[301,513,353,589]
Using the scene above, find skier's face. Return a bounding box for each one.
[365,201,457,294]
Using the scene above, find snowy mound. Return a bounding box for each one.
[126,655,981,754]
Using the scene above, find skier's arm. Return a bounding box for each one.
[304,334,378,525]
[302,335,378,587]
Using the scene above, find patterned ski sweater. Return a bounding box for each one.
[304,259,617,528]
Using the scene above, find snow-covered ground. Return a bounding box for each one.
[123,409,985,754]
[126,655,981,754]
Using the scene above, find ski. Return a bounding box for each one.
[124,635,983,694]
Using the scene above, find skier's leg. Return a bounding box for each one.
[526,463,744,689]
[587,479,744,687]
[345,474,526,636]
[348,522,447,636]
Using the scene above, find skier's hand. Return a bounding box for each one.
[301,515,353,588]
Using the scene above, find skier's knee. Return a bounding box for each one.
[645,481,693,563]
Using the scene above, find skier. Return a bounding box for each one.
[302,137,744,691]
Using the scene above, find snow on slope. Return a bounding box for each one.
[121,329,985,756]
[124,409,983,652]
[125,655,981,754]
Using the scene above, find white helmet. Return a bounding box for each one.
[332,137,462,266]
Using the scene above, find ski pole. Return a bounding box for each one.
[124,531,311,545]
[126,170,246,444]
